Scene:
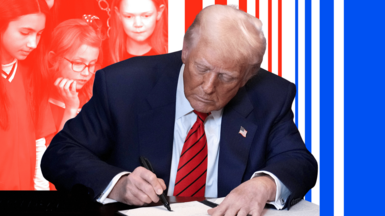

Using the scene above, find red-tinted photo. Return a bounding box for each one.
[0,0,168,190]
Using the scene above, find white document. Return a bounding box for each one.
[118,198,319,216]
[119,201,212,216]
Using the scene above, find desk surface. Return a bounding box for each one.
[0,191,319,216]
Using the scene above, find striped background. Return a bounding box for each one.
[167,0,344,215]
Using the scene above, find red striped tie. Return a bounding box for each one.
[173,111,210,197]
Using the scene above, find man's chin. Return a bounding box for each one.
[190,101,216,114]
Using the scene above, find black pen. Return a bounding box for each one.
[140,156,172,212]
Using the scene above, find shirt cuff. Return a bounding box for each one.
[96,171,130,204]
[251,171,291,210]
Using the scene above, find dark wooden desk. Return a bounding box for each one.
[0,191,208,216]
[0,191,319,216]
[99,196,208,216]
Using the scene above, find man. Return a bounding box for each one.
[42,5,317,216]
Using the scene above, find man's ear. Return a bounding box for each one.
[241,66,258,87]
[156,4,165,20]
[181,41,189,64]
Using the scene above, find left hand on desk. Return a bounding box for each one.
[207,175,276,216]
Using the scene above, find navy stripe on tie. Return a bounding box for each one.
[176,170,207,196]
[178,142,207,171]
[184,124,200,143]
[175,155,207,186]
[191,184,206,197]
[180,132,205,157]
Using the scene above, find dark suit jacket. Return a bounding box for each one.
[42,51,317,209]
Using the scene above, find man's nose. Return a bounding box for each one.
[201,72,217,95]
[134,16,143,28]
[26,35,38,49]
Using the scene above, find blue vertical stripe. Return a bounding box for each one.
[295,0,299,127]
[305,0,312,202]
[320,0,334,215]
[345,0,385,214]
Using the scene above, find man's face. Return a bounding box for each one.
[182,42,248,113]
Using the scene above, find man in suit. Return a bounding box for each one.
[42,5,317,216]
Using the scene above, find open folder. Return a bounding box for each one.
[118,197,320,216]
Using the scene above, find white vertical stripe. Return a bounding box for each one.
[272,0,278,75]
[168,0,185,52]
[259,0,268,70]
[298,0,305,142]
[311,0,320,206]
[247,0,256,17]
[227,0,239,7]
[281,0,296,122]
[203,0,215,8]
[334,0,344,215]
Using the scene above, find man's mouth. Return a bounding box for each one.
[195,95,213,103]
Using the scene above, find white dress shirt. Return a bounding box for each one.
[98,65,290,209]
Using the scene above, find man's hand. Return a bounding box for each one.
[107,167,167,206]
[208,175,276,216]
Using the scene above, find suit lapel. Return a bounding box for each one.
[137,58,182,190]
[217,87,258,197]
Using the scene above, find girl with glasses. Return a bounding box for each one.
[43,18,103,190]
[0,0,51,190]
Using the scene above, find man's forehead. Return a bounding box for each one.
[190,42,245,73]
[194,57,242,75]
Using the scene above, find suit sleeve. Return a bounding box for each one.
[41,69,126,199]
[262,83,318,209]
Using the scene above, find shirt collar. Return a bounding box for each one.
[175,64,223,121]
[1,59,17,82]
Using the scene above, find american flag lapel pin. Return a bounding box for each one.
[239,126,247,138]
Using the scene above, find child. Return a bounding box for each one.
[107,0,167,65]
[44,18,103,178]
[0,0,51,190]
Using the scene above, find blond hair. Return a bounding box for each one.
[47,19,103,106]
[184,5,266,79]
[108,0,168,64]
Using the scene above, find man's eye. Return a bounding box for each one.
[220,74,234,82]
[20,31,29,35]
[196,66,208,72]
[125,15,132,19]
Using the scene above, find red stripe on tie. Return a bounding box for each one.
[185,0,203,32]
[268,0,272,72]
[278,0,282,77]
[215,0,227,5]
[239,0,247,12]
[256,0,260,18]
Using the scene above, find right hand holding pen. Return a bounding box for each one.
[54,77,80,110]
[108,167,167,206]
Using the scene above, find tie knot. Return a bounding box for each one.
[193,110,210,122]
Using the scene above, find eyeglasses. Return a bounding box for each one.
[62,57,97,74]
